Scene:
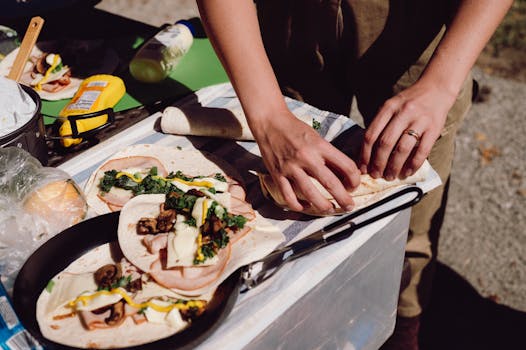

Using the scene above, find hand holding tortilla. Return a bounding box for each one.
[259,160,432,216]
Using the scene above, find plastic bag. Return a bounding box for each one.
[0,147,87,291]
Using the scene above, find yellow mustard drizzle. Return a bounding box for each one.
[194,199,208,263]
[35,54,60,91]
[68,288,206,313]
[115,172,214,188]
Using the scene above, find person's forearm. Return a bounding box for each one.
[419,0,512,98]
[196,0,288,129]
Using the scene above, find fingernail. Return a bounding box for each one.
[370,170,380,178]
[360,165,367,174]
[404,168,413,177]
[344,204,354,212]
[385,173,394,181]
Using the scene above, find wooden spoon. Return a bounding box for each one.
[7,16,45,82]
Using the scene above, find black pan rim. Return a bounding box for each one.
[13,211,241,350]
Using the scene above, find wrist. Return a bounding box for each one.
[416,70,460,107]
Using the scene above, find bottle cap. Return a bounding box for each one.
[175,19,196,37]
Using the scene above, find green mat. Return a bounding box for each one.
[41,38,228,124]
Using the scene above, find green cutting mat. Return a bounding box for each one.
[41,38,229,124]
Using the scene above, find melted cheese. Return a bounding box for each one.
[45,272,98,314]
[69,287,205,313]
[114,171,229,194]
[144,300,187,329]
[166,215,199,267]
[191,197,212,227]
[35,54,61,91]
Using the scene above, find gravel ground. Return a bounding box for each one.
[96,0,526,312]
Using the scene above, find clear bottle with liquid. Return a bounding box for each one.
[129,20,194,83]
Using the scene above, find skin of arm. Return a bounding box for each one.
[197,0,361,214]
[359,0,513,180]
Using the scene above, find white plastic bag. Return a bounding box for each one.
[0,147,87,291]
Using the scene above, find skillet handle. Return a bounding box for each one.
[241,186,423,291]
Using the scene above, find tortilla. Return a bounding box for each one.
[259,160,432,216]
[161,105,313,141]
[84,144,247,215]
[0,45,82,101]
[118,194,285,296]
[36,242,213,349]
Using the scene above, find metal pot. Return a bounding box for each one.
[0,84,48,165]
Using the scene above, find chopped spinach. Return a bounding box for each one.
[51,61,63,73]
[206,187,217,194]
[213,173,227,182]
[165,193,198,212]
[184,217,197,227]
[174,170,194,182]
[225,214,247,229]
[109,275,132,290]
[45,280,55,293]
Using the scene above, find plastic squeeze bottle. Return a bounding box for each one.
[129,20,195,83]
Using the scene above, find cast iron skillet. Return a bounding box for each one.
[13,211,243,350]
[13,186,423,349]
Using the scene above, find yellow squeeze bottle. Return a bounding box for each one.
[58,75,125,147]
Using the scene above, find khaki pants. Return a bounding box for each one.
[257,0,472,317]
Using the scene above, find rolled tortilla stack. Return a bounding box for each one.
[259,160,432,216]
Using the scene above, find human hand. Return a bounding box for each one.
[251,110,361,214]
[359,80,457,180]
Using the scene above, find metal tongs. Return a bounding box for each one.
[241,186,423,290]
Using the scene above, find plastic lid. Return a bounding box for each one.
[175,19,196,37]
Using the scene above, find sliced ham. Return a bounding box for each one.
[97,156,168,211]
[97,189,133,210]
[230,196,256,221]
[149,244,231,291]
[119,258,143,281]
[226,176,246,200]
[132,313,147,325]
[143,233,169,254]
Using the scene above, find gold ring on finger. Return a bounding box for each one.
[405,129,421,145]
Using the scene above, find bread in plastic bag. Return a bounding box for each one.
[0,147,87,291]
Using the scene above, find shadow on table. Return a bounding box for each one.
[419,261,526,350]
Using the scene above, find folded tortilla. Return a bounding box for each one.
[0,46,82,101]
[259,160,432,216]
[118,194,285,296]
[36,242,212,349]
[161,105,313,140]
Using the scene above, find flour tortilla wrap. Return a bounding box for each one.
[84,144,247,215]
[0,45,82,101]
[36,242,213,349]
[259,160,432,216]
[118,194,285,296]
[161,105,313,140]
